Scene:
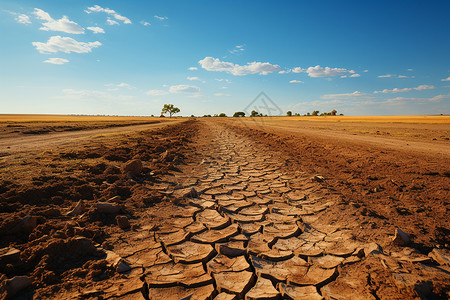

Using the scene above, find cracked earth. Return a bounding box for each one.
[1,119,449,299]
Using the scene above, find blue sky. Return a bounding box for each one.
[1,0,449,116]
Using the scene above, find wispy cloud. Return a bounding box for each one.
[62,89,134,101]
[169,85,200,93]
[386,94,449,104]
[85,5,131,24]
[188,67,198,71]
[199,57,280,76]
[322,91,374,99]
[117,83,133,89]
[215,79,231,83]
[106,18,119,26]
[154,15,168,20]
[374,84,435,94]
[441,77,450,82]
[229,45,245,54]
[33,8,85,34]
[187,77,205,83]
[147,85,201,96]
[146,90,169,96]
[378,74,412,78]
[32,36,101,54]
[140,21,151,26]
[214,93,230,96]
[43,58,69,65]
[87,26,105,34]
[289,80,303,83]
[11,12,31,24]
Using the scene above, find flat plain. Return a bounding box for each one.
[0,115,449,299]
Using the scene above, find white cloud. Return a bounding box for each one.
[32,36,102,54]
[229,45,245,54]
[43,57,69,65]
[140,21,151,26]
[199,57,281,76]
[106,18,119,26]
[33,8,85,34]
[292,67,304,73]
[117,83,133,89]
[186,77,205,83]
[62,88,134,101]
[214,93,230,96]
[364,70,369,72]
[350,74,360,77]
[305,65,356,78]
[154,15,168,20]
[374,84,435,94]
[415,84,435,90]
[169,85,200,93]
[429,94,450,102]
[441,77,450,82]
[289,80,303,83]
[85,5,131,24]
[215,79,231,83]
[322,91,373,100]
[387,94,449,104]
[87,26,105,34]
[146,89,169,96]
[188,67,198,71]
[15,14,31,24]
[278,70,291,74]
[378,74,411,78]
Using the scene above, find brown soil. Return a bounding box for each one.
[0,117,449,299]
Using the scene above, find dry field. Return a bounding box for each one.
[0,115,449,299]
[0,114,178,138]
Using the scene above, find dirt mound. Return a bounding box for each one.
[0,120,198,298]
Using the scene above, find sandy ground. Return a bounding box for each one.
[0,117,449,299]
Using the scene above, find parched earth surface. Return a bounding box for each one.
[0,119,449,299]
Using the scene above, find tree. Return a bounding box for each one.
[312,110,319,116]
[331,109,337,116]
[218,113,227,117]
[161,104,180,117]
[233,112,245,117]
[251,110,259,117]
[286,111,292,117]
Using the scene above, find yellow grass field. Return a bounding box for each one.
[0,114,167,123]
[264,115,450,124]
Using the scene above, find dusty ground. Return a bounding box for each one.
[0,116,449,299]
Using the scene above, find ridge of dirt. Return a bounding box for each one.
[0,120,198,299]
[224,121,450,251]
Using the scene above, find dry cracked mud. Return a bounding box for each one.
[1,119,449,299]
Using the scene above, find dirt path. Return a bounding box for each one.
[0,121,181,155]
[67,120,448,299]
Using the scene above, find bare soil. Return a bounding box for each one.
[0,117,449,299]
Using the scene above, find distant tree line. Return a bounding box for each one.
[286,109,343,116]
[158,104,343,118]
